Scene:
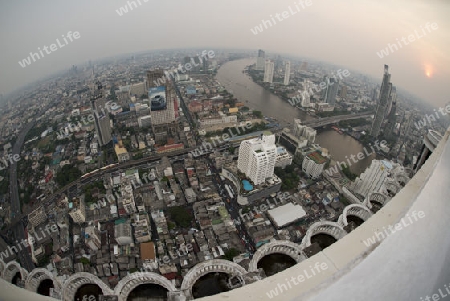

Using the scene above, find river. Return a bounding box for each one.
[215,58,374,175]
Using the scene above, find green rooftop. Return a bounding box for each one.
[307,151,327,164]
[125,169,138,176]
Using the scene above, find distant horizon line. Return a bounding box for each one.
[1,48,438,108]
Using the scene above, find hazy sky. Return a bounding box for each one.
[1,0,449,107]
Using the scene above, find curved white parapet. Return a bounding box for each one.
[248,240,306,272]
[301,221,347,249]
[114,272,177,301]
[338,204,372,228]
[3,261,28,284]
[0,128,449,301]
[25,268,62,294]
[363,192,391,210]
[180,259,247,298]
[61,272,114,301]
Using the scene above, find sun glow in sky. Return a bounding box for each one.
[424,64,434,78]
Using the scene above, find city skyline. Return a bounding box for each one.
[0,0,449,107]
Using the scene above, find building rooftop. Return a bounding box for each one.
[307,151,326,164]
[140,241,156,261]
[267,202,307,228]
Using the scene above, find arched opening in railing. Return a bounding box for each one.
[257,253,298,277]
[126,284,168,301]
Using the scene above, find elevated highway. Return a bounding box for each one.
[302,112,373,128]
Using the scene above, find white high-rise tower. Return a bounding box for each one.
[284,61,290,85]
[264,60,274,83]
[237,134,277,185]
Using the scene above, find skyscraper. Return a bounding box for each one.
[202,59,208,74]
[148,77,177,144]
[91,81,112,146]
[146,69,166,89]
[352,160,393,197]
[237,134,277,185]
[94,113,112,146]
[293,119,316,144]
[263,60,274,83]
[371,65,392,137]
[301,80,313,108]
[322,77,339,106]
[384,100,397,139]
[256,49,265,70]
[339,85,348,99]
[385,86,396,119]
[284,61,291,85]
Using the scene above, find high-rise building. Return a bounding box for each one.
[385,86,396,120]
[371,65,393,137]
[93,112,111,146]
[352,160,393,197]
[146,69,166,89]
[293,119,316,144]
[69,198,86,224]
[263,60,274,83]
[150,86,176,126]
[322,77,339,105]
[413,130,442,173]
[237,134,277,185]
[284,61,291,85]
[350,159,410,199]
[256,50,265,70]
[384,99,397,139]
[302,151,327,179]
[203,59,208,74]
[91,82,112,146]
[147,69,177,143]
[301,80,313,108]
[339,85,348,99]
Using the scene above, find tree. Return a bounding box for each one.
[80,257,90,264]
[55,164,82,186]
[168,221,176,230]
[341,165,357,181]
[253,111,263,119]
[224,248,240,261]
[167,206,192,228]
